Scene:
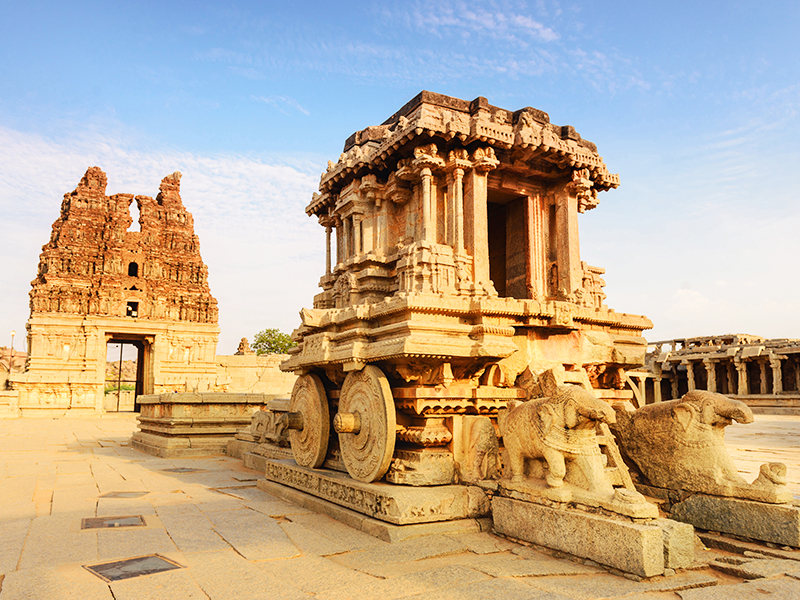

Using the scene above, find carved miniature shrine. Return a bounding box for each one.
[12,167,221,415]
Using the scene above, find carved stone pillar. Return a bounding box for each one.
[526,193,545,299]
[759,360,768,395]
[795,358,800,393]
[335,218,343,264]
[464,148,498,291]
[324,225,332,275]
[654,377,662,403]
[452,168,465,252]
[727,361,737,396]
[554,184,582,297]
[770,355,783,395]
[420,167,433,243]
[704,358,716,393]
[464,169,490,287]
[342,218,351,260]
[353,215,362,255]
[671,374,679,400]
[735,359,749,396]
[684,360,695,391]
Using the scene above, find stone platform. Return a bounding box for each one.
[131,392,272,457]
[260,459,490,525]
[671,494,800,548]
[492,496,694,578]
[6,415,800,599]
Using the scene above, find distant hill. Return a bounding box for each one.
[105,359,138,381]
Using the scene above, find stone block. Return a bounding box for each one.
[655,518,695,569]
[257,478,486,542]
[671,494,800,548]
[131,393,274,457]
[262,459,489,525]
[226,438,257,459]
[491,496,666,577]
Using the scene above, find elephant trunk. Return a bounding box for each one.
[578,398,616,425]
[714,396,754,424]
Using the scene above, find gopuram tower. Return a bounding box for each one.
[13,167,220,416]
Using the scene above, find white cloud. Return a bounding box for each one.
[0,125,325,353]
[251,95,310,116]
[408,0,560,44]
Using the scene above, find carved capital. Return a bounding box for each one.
[472,146,499,172]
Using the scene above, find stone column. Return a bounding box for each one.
[735,359,749,396]
[554,184,582,296]
[420,167,433,243]
[526,193,545,299]
[704,359,716,393]
[375,202,387,255]
[343,218,351,259]
[652,361,663,403]
[759,360,768,395]
[453,168,465,252]
[325,224,332,276]
[671,374,679,400]
[795,358,800,393]
[770,355,783,394]
[684,360,695,391]
[727,361,737,396]
[464,169,491,287]
[654,376,662,403]
[353,215,362,255]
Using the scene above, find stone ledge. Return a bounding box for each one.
[492,496,673,578]
[671,494,800,548]
[130,431,230,457]
[261,459,490,525]
[256,478,490,542]
[137,393,271,405]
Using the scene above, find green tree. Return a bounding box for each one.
[252,328,296,355]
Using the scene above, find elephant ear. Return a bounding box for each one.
[673,403,696,433]
[538,404,556,437]
[564,400,579,429]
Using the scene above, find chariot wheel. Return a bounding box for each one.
[287,373,330,468]
[335,365,396,483]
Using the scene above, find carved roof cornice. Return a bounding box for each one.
[306,91,619,217]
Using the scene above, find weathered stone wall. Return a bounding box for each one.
[216,353,296,395]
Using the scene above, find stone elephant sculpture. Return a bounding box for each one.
[501,385,616,495]
[611,390,790,503]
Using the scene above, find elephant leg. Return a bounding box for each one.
[543,447,566,488]
[506,442,526,482]
[575,455,614,495]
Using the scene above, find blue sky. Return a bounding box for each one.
[1,1,798,353]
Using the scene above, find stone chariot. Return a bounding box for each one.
[278,91,652,488]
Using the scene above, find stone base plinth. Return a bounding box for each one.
[131,430,233,458]
[226,438,257,459]
[261,459,490,525]
[671,494,800,548]
[492,496,693,578]
[132,393,270,457]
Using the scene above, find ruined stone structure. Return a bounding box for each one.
[627,334,800,414]
[11,167,221,415]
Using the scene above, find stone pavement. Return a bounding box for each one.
[0,415,798,600]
